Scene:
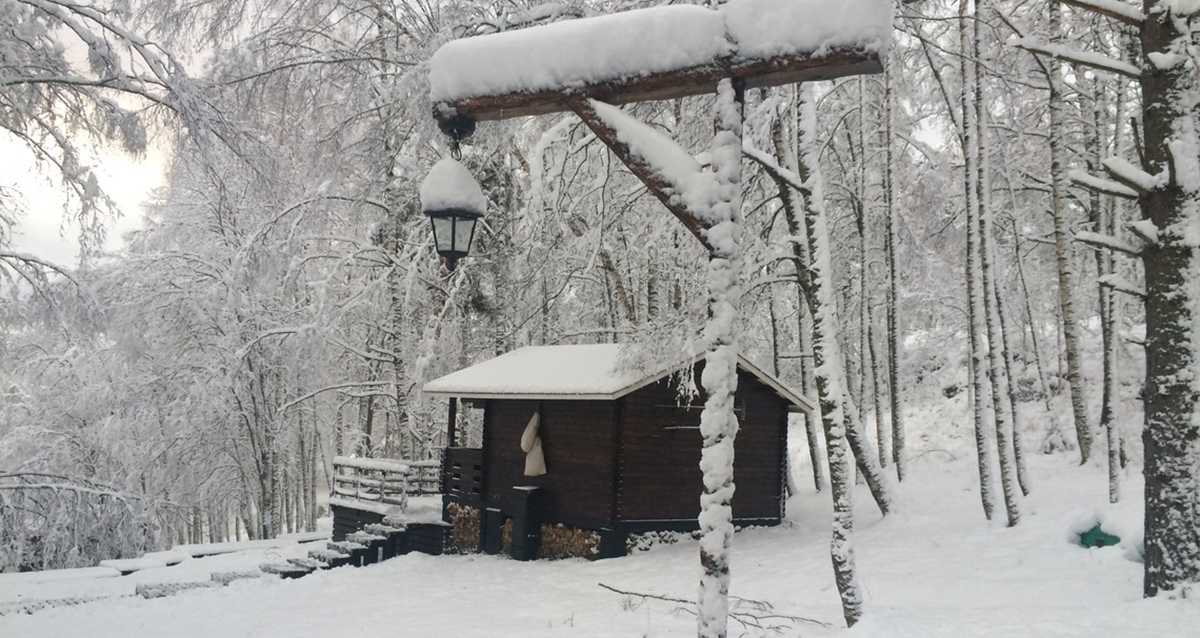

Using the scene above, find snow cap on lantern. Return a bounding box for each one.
[420,158,486,271]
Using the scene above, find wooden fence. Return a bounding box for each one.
[330,456,442,513]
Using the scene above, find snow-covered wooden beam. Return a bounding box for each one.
[436,49,881,122]
[1009,37,1140,79]
[429,0,890,124]
[566,97,712,251]
[1050,0,1145,27]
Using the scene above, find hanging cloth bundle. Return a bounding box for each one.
[520,410,546,476]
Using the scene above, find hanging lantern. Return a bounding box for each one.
[420,158,486,271]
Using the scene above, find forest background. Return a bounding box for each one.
[1,0,1195,606]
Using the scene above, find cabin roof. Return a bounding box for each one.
[423,344,815,413]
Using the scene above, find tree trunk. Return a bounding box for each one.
[978,129,1021,525]
[869,309,889,470]
[1139,0,1200,597]
[994,271,1031,496]
[962,0,995,520]
[884,58,906,481]
[1011,224,1054,414]
[975,6,1020,527]
[1048,1,1092,463]
[800,304,827,493]
[1088,75,1122,504]
[797,83,864,628]
[771,109,826,493]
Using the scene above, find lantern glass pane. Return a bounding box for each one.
[454,217,477,254]
[431,217,454,252]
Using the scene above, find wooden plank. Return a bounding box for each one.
[437,48,881,123]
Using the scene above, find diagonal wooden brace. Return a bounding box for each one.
[565,96,713,254]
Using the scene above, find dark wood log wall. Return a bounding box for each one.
[481,399,618,531]
[616,366,786,529]
[478,365,787,536]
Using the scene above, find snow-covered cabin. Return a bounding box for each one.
[424,344,814,559]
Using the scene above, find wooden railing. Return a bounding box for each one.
[331,456,442,512]
[442,447,483,507]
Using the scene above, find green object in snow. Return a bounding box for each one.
[1079,524,1120,548]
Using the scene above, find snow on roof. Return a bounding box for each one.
[429,0,892,105]
[422,343,814,413]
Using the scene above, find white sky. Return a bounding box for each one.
[2,139,165,266]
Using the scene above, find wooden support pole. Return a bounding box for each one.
[447,397,458,448]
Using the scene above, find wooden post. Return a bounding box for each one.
[510,486,544,561]
[696,77,745,638]
[599,528,626,559]
[480,507,504,555]
[447,397,458,448]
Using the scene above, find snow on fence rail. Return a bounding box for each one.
[330,456,442,513]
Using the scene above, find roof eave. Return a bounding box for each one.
[426,351,816,415]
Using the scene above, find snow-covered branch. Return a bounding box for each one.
[1049,0,1145,26]
[1098,274,1146,298]
[1074,231,1142,256]
[742,142,811,197]
[279,382,392,414]
[1009,37,1140,79]
[1069,169,1140,200]
[1103,157,1167,194]
[1127,220,1160,245]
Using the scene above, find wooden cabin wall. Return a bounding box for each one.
[729,371,789,522]
[616,367,787,529]
[482,399,617,530]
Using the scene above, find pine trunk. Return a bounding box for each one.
[1139,0,1200,598]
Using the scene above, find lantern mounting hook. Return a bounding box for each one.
[438,115,475,161]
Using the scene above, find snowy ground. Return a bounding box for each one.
[3,451,1196,638]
